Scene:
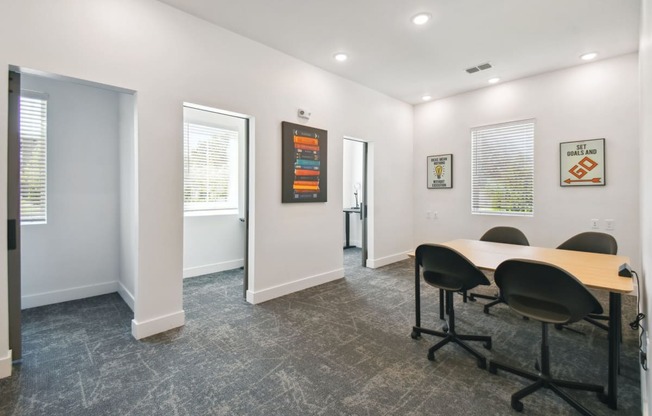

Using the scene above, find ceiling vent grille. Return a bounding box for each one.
[465,62,492,74]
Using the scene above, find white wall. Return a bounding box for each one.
[342,139,363,247]
[20,75,121,309]
[639,1,651,414]
[118,93,138,310]
[183,214,244,277]
[413,53,640,271]
[0,0,414,362]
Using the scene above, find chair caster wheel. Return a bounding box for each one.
[477,358,486,369]
[522,316,529,320]
[554,323,563,331]
[427,352,435,361]
[483,340,492,350]
[511,399,524,412]
[483,307,490,315]
[411,330,420,340]
[598,392,609,404]
[488,363,497,374]
[469,295,476,302]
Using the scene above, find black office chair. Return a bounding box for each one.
[469,226,530,314]
[414,244,492,368]
[489,259,604,415]
[556,232,618,333]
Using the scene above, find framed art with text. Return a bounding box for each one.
[427,154,453,189]
[560,138,605,187]
[282,121,328,202]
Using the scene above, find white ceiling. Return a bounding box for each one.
[157,0,641,105]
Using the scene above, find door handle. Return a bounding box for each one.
[8,219,17,250]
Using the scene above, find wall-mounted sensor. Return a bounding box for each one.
[298,108,311,120]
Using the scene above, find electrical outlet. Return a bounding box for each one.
[591,218,599,229]
[605,219,614,231]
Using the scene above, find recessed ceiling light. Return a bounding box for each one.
[334,52,348,62]
[580,52,598,61]
[412,13,431,25]
[422,94,432,101]
[488,77,501,84]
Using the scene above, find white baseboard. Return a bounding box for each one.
[366,251,409,269]
[183,259,244,278]
[642,367,650,416]
[246,268,344,304]
[131,310,185,340]
[117,282,135,311]
[0,350,12,379]
[21,281,119,309]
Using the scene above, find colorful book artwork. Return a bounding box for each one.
[293,132,321,199]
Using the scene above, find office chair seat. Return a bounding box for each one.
[489,259,605,416]
[469,226,530,314]
[413,244,492,368]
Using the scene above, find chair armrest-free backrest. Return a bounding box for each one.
[416,244,490,291]
[494,259,603,324]
[556,232,617,255]
[480,226,530,246]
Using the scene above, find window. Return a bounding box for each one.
[20,92,48,224]
[183,121,238,212]
[471,119,534,216]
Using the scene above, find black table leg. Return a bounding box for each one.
[606,292,621,410]
[343,211,355,249]
[412,257,421,339]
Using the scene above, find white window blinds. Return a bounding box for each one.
[471,120,534,216]
[20,92,48,224]
[184,122,238,211]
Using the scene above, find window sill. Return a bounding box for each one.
[184,209,238,218]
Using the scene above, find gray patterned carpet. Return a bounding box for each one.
[0,248,642,415]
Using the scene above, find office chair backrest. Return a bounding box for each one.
[494,259,603,324]
[480,226,529,246]
[556,232,617,255]
[416,244,490,291]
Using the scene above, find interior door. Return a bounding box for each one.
[7,70,22,360]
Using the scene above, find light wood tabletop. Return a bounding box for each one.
[412,239,633,294]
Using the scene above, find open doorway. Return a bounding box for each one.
[181,104,249,294]
[342,138,368,269]
[6,69,137,360]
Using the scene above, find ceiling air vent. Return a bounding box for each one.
[465,62,492,74]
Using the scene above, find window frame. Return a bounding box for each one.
[19,90,48,225]
[183,120,239,214]
[471,119,535,217]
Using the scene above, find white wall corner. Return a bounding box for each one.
[246,268,344,304]
[0,350,12,379]
[21,281,119,310]
[183,259,244,279]
[131,310,185,340]
[117,282,135,311]
[366,251,410,269]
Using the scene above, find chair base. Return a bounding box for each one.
[412,290,492,369]
[489,360,603,415]
[468,291,509,314]
[415,326,492,369]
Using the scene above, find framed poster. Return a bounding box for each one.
[282,121,328,202]
[427,154,453,189]
[560,138,605,187]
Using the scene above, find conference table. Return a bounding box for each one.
[411,239,633,410]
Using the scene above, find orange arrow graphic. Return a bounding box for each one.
[564,178,602,184]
